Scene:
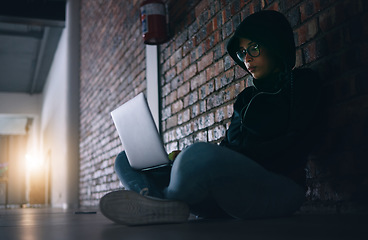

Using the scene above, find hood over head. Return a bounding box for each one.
[227,10,296,73]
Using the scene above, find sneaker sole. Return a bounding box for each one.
[99,190,190,226]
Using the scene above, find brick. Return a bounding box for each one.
[213,42,226,60]
[199,79,215,99]
[206,20,214,36]
[178,81,190,98]
[224,54,233,71]
[188,20,200,37]
[163,129,177,143]
[197,51,214,72]
[223,19,233,39]
[187,90,199,106]
[161,121,166,132]
[303,41,317,63]
[191,71,207,90]
[179,136,194,150]
[197,42,205,59]
[235,64,247,79]
[266,1,280,11]
[216,10,223,28]
[176,55,190,74]
[205,34,214,51]
[191,103,200,118]
[183,37,195,56]
[165,91,178,106]
[232,12,241,30]
[176,123,193,139]
[206,63,216,81]
[163,44,173,61]
[178,108,191,125]
[176,30,188,48]
[198,113,215,129]
[184,64,198,82]
[165,141,179,153]
[195,0,209,18]
[162,106,171,120]
[300,0,316,22]
[214,59,225,76]
[171,75,184,90]
[286,8,300,28]
[209,0,220,17]
[224,5,232,22]
[215,106,226,122]
[208,125,226,142]
[165,68,177,83]
[212,16,218,31]
[230,0,241,15]
[173,48,183,65]
[190,46,198,62]
[196,26,208,44]
[213,30,221,45]
[226,103,234,118]
[194,130,208,142]
[207,92,224,108]
[215,69,234,90]
[223,84,236,102]
[295,18,318,46]
[161,84,171,97]
[199,100,207,114]
[295,48,303,67]
[166,115,178,129]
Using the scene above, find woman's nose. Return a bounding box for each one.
[245,52,253,62]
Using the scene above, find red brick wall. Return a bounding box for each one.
[79,0,145,206]
[79,0,368,211]
[297,0,368,212]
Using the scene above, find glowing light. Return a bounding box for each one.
[25,154,43,171]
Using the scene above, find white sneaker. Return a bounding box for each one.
[99,190,190,225]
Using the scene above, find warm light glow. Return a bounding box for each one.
[25,154,43,171]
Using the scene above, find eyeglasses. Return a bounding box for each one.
[236,44,260,62]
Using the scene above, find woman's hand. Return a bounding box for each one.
[168,150,181,162]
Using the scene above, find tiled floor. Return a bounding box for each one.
[0,207,367,240]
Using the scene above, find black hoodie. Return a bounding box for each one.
[221,11,320,186]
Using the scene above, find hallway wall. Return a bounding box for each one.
[40,28,69,208]
[39,0,80,208]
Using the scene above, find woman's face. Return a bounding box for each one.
[238,38,280,79]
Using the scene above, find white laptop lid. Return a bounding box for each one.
[111,93,169,170]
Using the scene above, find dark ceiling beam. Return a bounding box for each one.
[0,1,66,27]
[0,15,65,28]
[0,29,43,39]
[30,27,49,95]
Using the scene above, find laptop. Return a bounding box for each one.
[111,93,170,170]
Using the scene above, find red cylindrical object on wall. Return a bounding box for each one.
[140,0,168,45]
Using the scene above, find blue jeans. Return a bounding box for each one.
[114,142,305,219]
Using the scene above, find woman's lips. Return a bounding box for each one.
[247,66,256,72]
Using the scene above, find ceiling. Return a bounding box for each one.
[0,0,66,135]
[0,0,66,95]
